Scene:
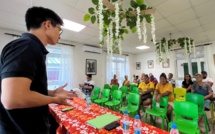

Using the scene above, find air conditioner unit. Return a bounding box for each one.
[83,45,102,54]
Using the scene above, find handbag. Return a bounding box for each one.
[141,93,152,101]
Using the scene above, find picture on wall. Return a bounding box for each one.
[162,59,170,68]
[148,60,154,68]
[136,62,141,70]
[86,59,97,75]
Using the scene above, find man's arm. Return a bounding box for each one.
[1,77,67,110]
[205,89,213,100]
[208,82,213,87]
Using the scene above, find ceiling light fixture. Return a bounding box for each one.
[62,19,86,32]
[136,45,150,50]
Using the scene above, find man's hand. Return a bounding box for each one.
[156,94,162,102]
[56,97,71,106]
[53,83,76,99]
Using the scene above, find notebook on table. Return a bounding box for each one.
[87,113,120,129]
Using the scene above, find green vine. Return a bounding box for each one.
[83,0,153,50]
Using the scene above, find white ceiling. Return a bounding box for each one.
[0,0,215,54]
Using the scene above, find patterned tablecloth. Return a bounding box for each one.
[49,97,169,134]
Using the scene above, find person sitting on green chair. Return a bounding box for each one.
[154,73,175,120]
[122,75,130,87]
[138,74,154,106]
[79,74,95,95]
[191,73,213,111]
[110,74,119,87]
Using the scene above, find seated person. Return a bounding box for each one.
[149,73,158,86]
[122,75,130,87]
[155,73,175,120]
[182,74,193,92]
[132,75,140,86]
[202,71,214,88]
[167,73,176,88]
[110,74,119,87]
[79,74,95,95]
[140,73,145,83]
[138,74,154,107]
[191,73,213,110]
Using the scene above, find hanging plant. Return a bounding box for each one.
[83,0,155,54]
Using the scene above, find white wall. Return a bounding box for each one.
[134,51,172,82]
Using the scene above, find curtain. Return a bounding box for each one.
[46,44,73,90]
[106,54,130,87]
[204,44,215,92]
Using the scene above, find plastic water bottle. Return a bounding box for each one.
[86,93,91,110]
[133,115,142,134]
[122,110,129,134]
[170,123,180,134]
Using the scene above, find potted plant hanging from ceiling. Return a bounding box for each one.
[84,0,156,54]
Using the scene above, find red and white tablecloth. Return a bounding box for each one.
[49,97,169,134]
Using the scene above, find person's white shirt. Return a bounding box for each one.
[203,77,215,93]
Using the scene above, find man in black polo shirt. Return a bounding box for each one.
[0,7,75,134]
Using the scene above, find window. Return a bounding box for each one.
[46,45,73,90]
[176,48,205,78]
[106,55,130,86]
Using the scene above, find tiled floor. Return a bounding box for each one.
[139,110,215,134]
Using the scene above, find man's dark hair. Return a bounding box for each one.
[160,73,167,79]
[87,74,92,78]
[201,71,207,74]
[25,6,63,31]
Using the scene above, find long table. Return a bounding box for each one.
[49,97,169,134]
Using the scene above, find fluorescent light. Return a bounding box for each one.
[62,19,86,32]
[136,45,150,50]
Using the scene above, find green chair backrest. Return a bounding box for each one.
[131,87,139,94]
[152,96,168,113]
[174,88,186,101]
[102,89,111,99]
[186,93,204,114]
[130,84,137,91]
[92,87,100,96]
[174,101,198,128]
[112,90,122,102]
[111,85,118,90]
[104,84,110,89]
[127,93,140,108]
[120,86,128,93]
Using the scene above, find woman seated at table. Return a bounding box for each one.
[138,74,154,107]
[110,74,119,87]
[182,74,193,92]
[155,73,175,120]
[122,75,130,87]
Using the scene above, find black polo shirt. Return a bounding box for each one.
[0,33,50,134]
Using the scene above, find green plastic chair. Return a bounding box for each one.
[94,89,110,106]
[110,85,118,98]
[144,96,169,130]
[119,93,140,117]
[130,84,137,92]
[186,93,210,133]
[131,87,140,94]
[120,86,128,104]
[105,90,122,111]
[104,84,110,89]
[168,101,200,134]
[174,88,186,101]
[90,87,101,103]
